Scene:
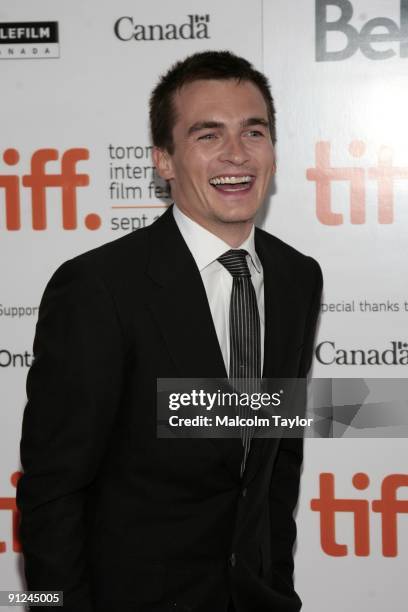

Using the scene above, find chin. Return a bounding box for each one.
[216,204,258,224]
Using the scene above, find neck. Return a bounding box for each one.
[213,222,253,247]
[175,206,253,247]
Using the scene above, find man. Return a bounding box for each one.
[17,51,322,611]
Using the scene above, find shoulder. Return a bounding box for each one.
[255,226,322,289]
[48,223,153,291]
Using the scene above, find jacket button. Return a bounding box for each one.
[229,552,236,567]
[242,487,247,498]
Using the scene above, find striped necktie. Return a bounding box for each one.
[217,249,261,475]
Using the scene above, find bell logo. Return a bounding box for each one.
[0,147,99,230]
[316,0,408,61]
[311,472,408,556]
[306,141,408,225]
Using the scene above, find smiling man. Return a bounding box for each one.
[17,51,322,612]
[152,76,275,246]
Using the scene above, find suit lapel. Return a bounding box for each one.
[147,207,226,379]
[146,207,242,482]
[257,230,285,380]
[145,209,296,486]
[241,229,291,487]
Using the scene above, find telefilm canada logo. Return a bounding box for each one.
[0,21,59,59]
[316,0,408,61]
[114,14,210,41]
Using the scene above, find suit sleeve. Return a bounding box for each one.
[265,259,323,608]
[16,258,125,611]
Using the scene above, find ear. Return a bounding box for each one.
[271,146,277,175]
[153,146,174,181]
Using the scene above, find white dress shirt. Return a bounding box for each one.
[173,203,265,375]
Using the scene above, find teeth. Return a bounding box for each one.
[209,175,253,185]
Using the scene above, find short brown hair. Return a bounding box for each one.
[149,50,276,154]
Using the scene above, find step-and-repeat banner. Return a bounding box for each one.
[1,1,406,610]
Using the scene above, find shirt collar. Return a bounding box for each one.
[172,203,261,273]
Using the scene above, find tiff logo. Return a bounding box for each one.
[306,141,408,225]
[0,472,21,554]
[316,0,408,61]
[311,472,408,556]
[0,148,100,230]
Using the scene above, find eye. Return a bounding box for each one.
[246,130,264,137]
[198,133,217,141]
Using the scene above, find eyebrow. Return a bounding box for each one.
[187,117,269,136]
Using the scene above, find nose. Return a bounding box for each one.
[219,134,249,166]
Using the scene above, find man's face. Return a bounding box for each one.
[154,79,276,236]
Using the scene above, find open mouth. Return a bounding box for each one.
[209,175,255,192]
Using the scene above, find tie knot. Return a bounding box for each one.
[218,249,250,277]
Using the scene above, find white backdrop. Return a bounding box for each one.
[0,1,406,610]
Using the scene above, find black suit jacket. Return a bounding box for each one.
[17,205,322,612]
